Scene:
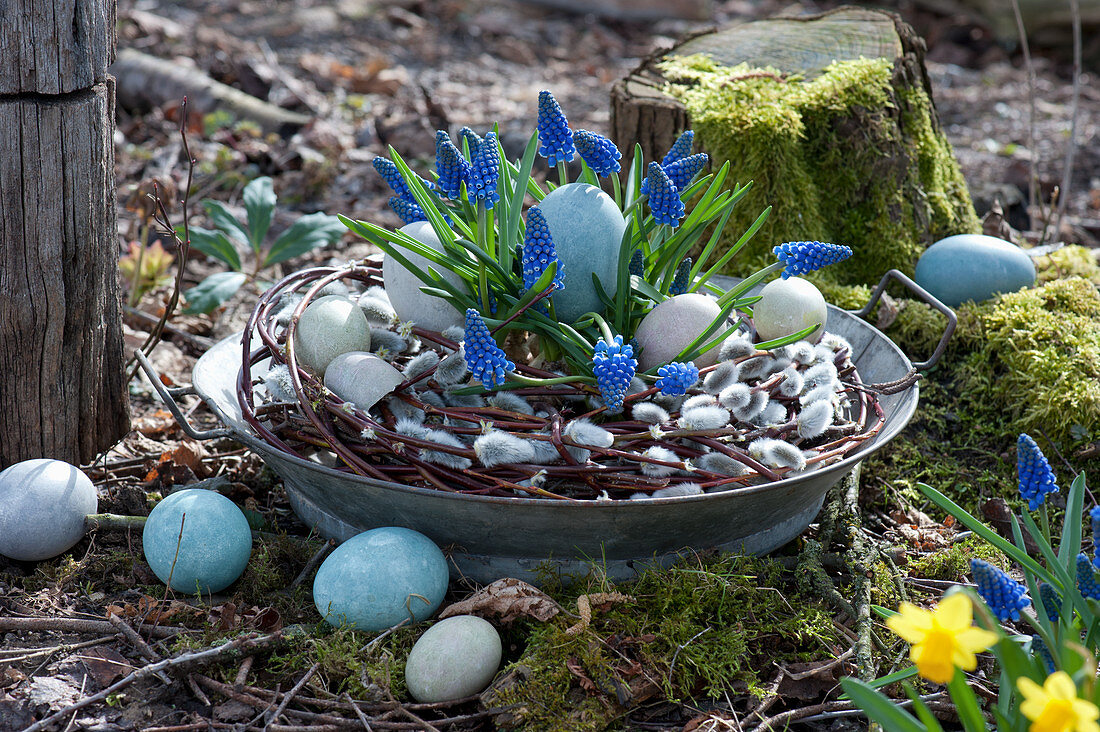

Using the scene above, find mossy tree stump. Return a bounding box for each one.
[0,0,129,468]
[611,7,981,285]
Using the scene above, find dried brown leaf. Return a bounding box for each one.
[439,578,561,624]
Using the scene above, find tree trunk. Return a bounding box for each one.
[610,6,981,285]
[0,0,129,468]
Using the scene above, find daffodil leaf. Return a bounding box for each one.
[838,678,925,732]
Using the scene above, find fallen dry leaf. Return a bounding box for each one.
[77,646,135,687]
[439,578,561,624]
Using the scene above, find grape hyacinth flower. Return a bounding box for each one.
[592,336,637,412]
[647,162,685,227]
[663,153,709,191]
[1038,582,1061,623]
[373,157,413,201]
[573,130,621,176]
[435,131,470,200]
[389,197,426,225]
[655,362,699,396]
[1018,433,1060,511]
[773,241,854,279]
[521,206,565,296]
[459,126,482,158]
[463,308,514,389]
[628,249,645,277]
[1093,506,1100,568]
[971,558,1031,621]
[468,131,500,209]
[1031,635,1057,675]
[670,258,692,296]
[661,130,695,167]
[1078,554,1100,600]
[536,90,575,167]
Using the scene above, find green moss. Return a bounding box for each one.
[908,535,1008,582]
[657,55,980,286]
[267,624,422,699]
[486,553,841,731]
[1035,245,1100,285]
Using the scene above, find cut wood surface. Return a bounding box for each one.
[0,0,116,94]
[0,0,128,467]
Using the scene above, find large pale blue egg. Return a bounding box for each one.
[0,459,97,561]
[313,527,449,632]
[538,182,626,323]
[634,293,724,371]
[914,234,1036,307]
[384,222,467,333]
[143,488,252,594]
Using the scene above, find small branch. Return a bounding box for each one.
[269,663,321,726]
[22,632,282,732]
[286,540,336,593]
[1054,0,1082,237]
[85,513,148,532]
[0,616,185,638]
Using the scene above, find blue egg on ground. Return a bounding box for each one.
[313,527,449,632]
[537,182,626,323]
[914,234,1036,307]
[0,459,97,561]
[143,488,252,594]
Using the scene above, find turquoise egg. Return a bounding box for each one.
[0,459,97,561]
[538,182,626,323]
[143,488,252,594]
[914,234,1036,307]
[313,527,449,632]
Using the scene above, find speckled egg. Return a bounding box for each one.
[143,488,252,594]
[538,182,626,323]
[0,459,97,561]
[405,615,502,703]
[634,293,725,371]
[292,295,372,375]
[313,527,449,632]
[324,352,405,411]
[383,221,468,333]
[914,234,1036,307]
[752,277,828,344]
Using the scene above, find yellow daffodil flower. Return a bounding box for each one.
[1018,671,1100,732]
[885,593,998,684]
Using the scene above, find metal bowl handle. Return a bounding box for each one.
[848,269,956,372]
[133,350,232,441]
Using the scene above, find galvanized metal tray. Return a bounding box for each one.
[140,270,953,584]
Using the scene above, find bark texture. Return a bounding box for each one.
[0,0,128,467]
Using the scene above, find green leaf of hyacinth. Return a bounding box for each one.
[500,262,557,321]
[340,216,478,281]
[182,271,247,314]
[1058,472,1087,567]
[502,133,539,265]
[242,177,276,253]
[264,213,346,267]
[388,147,458,250]
[669,296,740,365]
[202,200,250,247]
[629,275,667,304]
[700,206,771,294]
[838,678,925,732]
[186,226,242,271]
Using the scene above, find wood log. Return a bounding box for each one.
[111,48,311,136]
[611,7,981,285]
[0,0,128,467]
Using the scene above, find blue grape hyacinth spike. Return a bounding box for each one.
[1038,582,1062,622]
[373,157,412,201]
[1079,554,1100,600]
[655,362,699,397]
[661,130,695,167]
[459,126,482,159]
[573,129,622,176]
[663,153,709,191]
[773,241,853,279]
[1018,434,1060,511]
[536,90,576,167]
[521,206,565,295]
[463,309,514,389]
[389,196,427,225]
[592,336,637,413]
[468,131,501,209]
[971,558,1031,622]
[435,131,470,200]
[670,258,693,296]
[646,162,685,228]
